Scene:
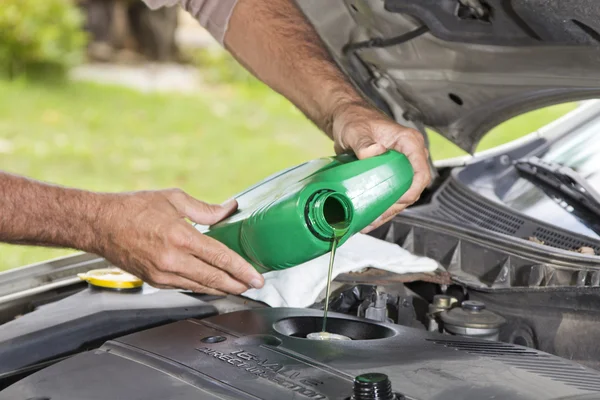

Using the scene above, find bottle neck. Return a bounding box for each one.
[305,190,353,241]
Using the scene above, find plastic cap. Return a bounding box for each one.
[78,268,143,290]
[462,300,486,312]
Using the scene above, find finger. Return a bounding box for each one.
[361,203,407,233]
[149,273,228,295]
[173,255,252,294]
[398,180,424,206]
[169,190,238,225]
[400,166,429,203]
[361,217,384,234]
[344,128,387,159]
[183,226,265,289]
[356,142,387,160]
[157,249,251,294]
[393,141,431,205]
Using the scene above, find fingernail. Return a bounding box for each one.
[220,198,237,208]
[362,216,383,233]
[250,278,264,289]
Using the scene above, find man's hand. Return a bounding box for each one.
[0,171,264,295]
[95,189,264,295]
[332,104,431,232]
[220,0,431,230]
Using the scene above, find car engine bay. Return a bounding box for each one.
[4,124,600,398]
[3,0,600,397]
[2,207,600,400]
[3,291,600,400]
[4,106,600,400]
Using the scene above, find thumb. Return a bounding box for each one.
[347,134,387,160]
[171,193,238,225]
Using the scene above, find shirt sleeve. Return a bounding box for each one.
[141,0,239,45]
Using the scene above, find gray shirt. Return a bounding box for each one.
[142,0,239,45]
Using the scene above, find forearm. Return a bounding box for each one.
[0,172,106,252]
[224,0,374,137]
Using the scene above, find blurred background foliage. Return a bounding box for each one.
[0,0,87,80]
[0,1,578,270]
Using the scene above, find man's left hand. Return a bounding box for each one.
[332,103,431,232]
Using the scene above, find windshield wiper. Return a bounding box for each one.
[514,156,600,217]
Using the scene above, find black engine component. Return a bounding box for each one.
[4,308,600,399]
[0,286,217,388]
[384,0,600,46]
[470,290,600,371]
[322,284,418,327]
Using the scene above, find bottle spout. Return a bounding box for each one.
[305,190,353,241]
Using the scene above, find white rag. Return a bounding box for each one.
[242,233,439,308]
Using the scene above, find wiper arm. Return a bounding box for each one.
[514,156,600,217]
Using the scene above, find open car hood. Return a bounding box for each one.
[296,0,600,153]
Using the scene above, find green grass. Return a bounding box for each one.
[0,73,578,271]
[0,77,333,270]
[427,102,579,160]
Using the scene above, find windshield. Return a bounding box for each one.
[542,122,600,176]
[501,113,600,239]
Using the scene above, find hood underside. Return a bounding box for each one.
[297,0,600,153]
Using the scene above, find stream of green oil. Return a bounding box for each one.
[321,224,349,333]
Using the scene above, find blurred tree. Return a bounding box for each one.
[0,0,87,79]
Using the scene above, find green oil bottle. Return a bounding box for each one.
[198,150,413,274]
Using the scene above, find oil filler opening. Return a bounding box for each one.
[273,316,395,341]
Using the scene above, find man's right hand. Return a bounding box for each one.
[95,189,265,295]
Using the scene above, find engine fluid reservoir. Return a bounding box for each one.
[199,150,413,273]
[440,300,506,341]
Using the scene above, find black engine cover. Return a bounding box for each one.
[3,308,600,400]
